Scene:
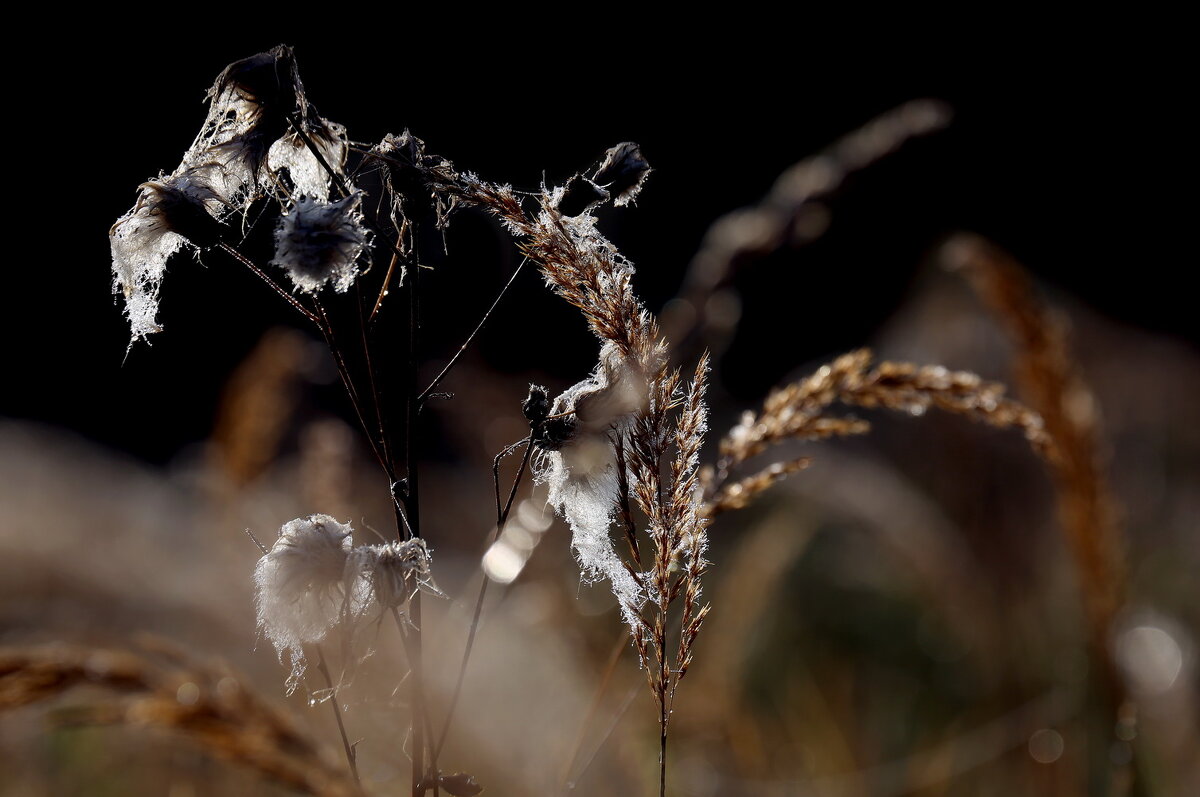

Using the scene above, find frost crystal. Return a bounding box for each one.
[539,343,649,626]
[271,193,368,294]
[253,514,353,693]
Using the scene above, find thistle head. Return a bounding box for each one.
[271,193,368,294]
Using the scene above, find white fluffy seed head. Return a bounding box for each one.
[253,514,353,693]
[271,193,368,294]
[345,538,443,614]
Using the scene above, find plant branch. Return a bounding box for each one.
[433,432,535,764]
[559,629,628,791]
[403,220,426,797]
[315,647,359,785]
[217,243,318,325]
[418,256,529,405]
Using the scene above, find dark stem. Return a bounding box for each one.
[409,593,425,797]
[403,222,426,797]
[370,230,407,325]
[393,609,440,797]
[287,114,352,199]
[659,716,667,797]
[218,242,393,484]
[356,283,393,473]
[315,647,359,785]
[418,256,529,404]
[217,243,318,324]
[433,433,535,764]
[313,300,391,478]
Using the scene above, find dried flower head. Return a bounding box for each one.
[271,193,368,294]
[253,515,353,692]
[180,46,302,207]
[167,45,349,215]
[109,170,227,345]
[345,538,443,615]
[589,141,652,207]
[267,119,348,203]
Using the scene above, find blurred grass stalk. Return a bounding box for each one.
[944,234,1140,795]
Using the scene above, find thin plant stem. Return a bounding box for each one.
[433,432,535,764]
[356,282,393,473]
[315,646,359,785]
[393,609,440,797]
[370,230,408,325]
[313,299,391,479]
[418,256,530,404]
[409,592,425,797]
[558,629,629,790]
[659,710,667,797]
[218,242,393,483]
[402,220,427,797]
[566,683,641,792]
[217,243,318,325]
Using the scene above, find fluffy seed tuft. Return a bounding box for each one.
[253,515,353,693]
[344,538,444,615]
[271,194,368,294]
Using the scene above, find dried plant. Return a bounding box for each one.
[661,99,953,360]
[942,234,1125,637]
[0,641,361,797]
[253,514,355,692]
[702,348,1054,518]
[410,149,716,794]
[95,44,1153,797]
[942,233,1134,785]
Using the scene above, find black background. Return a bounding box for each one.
[5,21,1191,465]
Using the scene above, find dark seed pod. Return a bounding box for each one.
[522,384,551,424]
[590,141,651,206]
[536,413,577,451]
